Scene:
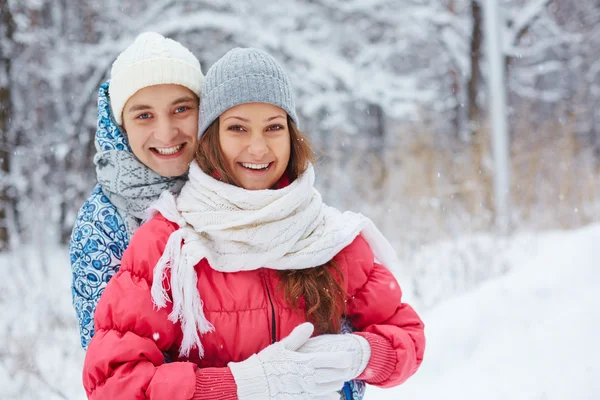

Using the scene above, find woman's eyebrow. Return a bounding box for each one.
[265,115,285,122]
[223,116,250,122]
[222,114,285,123]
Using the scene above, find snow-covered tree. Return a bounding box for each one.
[0,0,15,250]
[0,0,598,251]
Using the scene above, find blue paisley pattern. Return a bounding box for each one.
[94,81,130,152]
[70,184,129,348]
[341,319,367,399]
[69,81,365,399]
[69,81,130,349]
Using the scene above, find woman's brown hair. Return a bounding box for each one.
[195,116,347,334]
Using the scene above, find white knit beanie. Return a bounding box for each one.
[109,32,204,126]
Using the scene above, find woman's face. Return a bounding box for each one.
[218,103,291,190]
[122,84,199,177]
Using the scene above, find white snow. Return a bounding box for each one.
[1,223,599,399]
[371,223,600,400]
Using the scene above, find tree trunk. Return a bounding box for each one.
[446,0,463,138]
[593,102,600,162]
[467,0,483,137]
[367,102,387,189]
[0,0,15,251]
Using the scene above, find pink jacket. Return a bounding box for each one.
[83,214,425,399]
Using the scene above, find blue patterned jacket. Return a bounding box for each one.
[69,82,131,349]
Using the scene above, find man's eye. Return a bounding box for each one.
[137,113,151,120]
[175,106,189,113]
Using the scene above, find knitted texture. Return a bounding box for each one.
[148,161,403,358]
[298,333,372,381]
[94,82,187,237]
[192,368,238,400]
[355,332,398,384]
[109,31,203,125]
[341,320,367,400]
[228,323,350,400]
[199,47,298,135]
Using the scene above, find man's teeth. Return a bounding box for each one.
[242,162,270,170]
[154,144,183,155]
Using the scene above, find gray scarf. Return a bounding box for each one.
[94,150,187,238]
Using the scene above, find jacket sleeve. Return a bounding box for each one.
[82,215,238,400]
[70,185,128,349]
[341,236,425,388]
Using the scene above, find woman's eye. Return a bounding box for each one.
[267,124,284,131]
[228,125,245,132]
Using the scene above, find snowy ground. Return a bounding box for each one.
[375,223,600,400]
[1,224,598,399]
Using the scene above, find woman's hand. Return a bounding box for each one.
[228,323,351,399]
[298,333,371,381]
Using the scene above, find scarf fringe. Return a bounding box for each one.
[151,230,182,308]
[169,245,215,358]
[147,164,403,359]
[150,191,215,358]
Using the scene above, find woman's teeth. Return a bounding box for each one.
[241,162,270,170]
[154,144,183,155]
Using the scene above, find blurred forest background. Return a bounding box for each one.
[0,1,599,397]
[0,0,598,288]
[1,0,599,251]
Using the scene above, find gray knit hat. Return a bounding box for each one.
[199,47,298,135]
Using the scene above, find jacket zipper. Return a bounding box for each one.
[262,273,277,344]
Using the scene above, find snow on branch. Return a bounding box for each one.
[505,34,580,58]
[512,60,564,80]
[509,80,564,102]
[505,0,552,46]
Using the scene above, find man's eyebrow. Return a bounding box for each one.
[127,96,197,113]
[128,104,152,113]
[171,96,197,105]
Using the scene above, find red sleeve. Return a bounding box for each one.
[82,215,238,400]
[341,236,426,388]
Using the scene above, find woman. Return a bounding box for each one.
[69,31,204,349]
[83,47,425,399]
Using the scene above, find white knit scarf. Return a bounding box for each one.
[148,162,401,358]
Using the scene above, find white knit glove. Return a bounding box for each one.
[228,323,353,400]
[297,333,371,381]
